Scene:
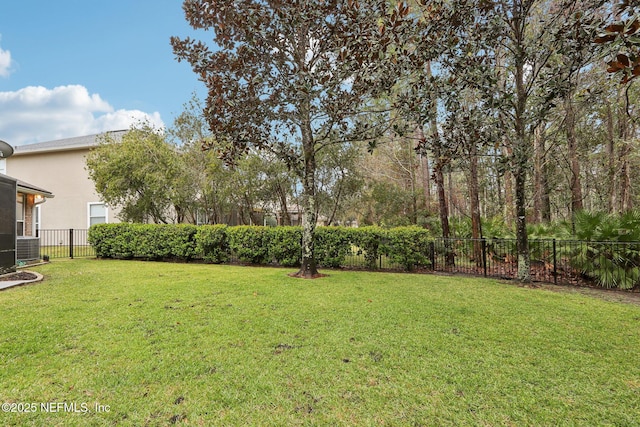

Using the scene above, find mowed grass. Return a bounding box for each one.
[1,260,639,426]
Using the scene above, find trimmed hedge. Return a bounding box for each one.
[227,226,271,264]
[315,226,351,268]
[269,226,302,267]
[88,223,199,261]
[349,226,384,269]
[88,223,135,259]
[88,223,432,271]
[194,225,229,264]
[380,226,432,271]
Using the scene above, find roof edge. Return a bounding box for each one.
[11,130,128,156]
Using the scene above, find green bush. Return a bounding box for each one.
[227,226,272,264]
[166,224,199,260]
[569,211,640,289]
[349,226,383,269]
[380,226,432,271]
[89,223,436,273]
[88,223,135,259]
[89,224,198,261]
[268,227,302,267]
[195,225,230,264]
[315,227,351,268]
[133,224,175,260]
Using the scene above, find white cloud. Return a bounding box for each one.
[0,38,13,78]
[0,85,164,146]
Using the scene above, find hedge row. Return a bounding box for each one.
[88,224,433,270]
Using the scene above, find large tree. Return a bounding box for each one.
[436,0,601,281]
[172,0,404,277]
[86,123,184,224]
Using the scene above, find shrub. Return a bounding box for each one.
[380,226,432,271]
[569,211,640,289]
[88,223,436,273]
[349,226,383,269]
[88,223,135,259]
[315,227,351,268]
[195,225,230,264]
[89,224,198,261]
[269,226,302,267]
[131,224,164,260]
[161,224,199,260]
[227,226,272,264]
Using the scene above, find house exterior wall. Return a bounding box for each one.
[6,148,120,230]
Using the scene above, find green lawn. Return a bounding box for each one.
[1,260,639,426]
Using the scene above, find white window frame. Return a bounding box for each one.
[0,158,6,175]
[16,193,25,237]
[33,205,41,237]
[87,202,108,227]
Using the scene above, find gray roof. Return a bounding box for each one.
[0,173,54,198]
[12,130,127,155]
[16,178,54,198]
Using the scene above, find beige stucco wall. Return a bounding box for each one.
[6,148,120,230]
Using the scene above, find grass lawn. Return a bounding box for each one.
[1,259,639,426]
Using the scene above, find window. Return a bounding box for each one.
[34,205,41,237]
[88,203,107,227]
[0,158,6,175]
[16,193,24,236]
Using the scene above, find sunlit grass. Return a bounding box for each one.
[1,259,639,426]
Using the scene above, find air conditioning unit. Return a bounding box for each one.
[17,237,40,261]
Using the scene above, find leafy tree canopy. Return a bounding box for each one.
[171,0,410,277]
[86,123,182,224]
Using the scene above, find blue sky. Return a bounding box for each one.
[0,0,208,145]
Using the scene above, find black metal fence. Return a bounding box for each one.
[36,230,640,290]
[425,238,640,290]
[37,229,95,259]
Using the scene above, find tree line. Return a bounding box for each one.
[88,1,638,280]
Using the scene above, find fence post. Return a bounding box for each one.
[69,229,74,259]
[482,239,487,277]
[553,239,557,285]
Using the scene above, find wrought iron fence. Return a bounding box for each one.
[37,229,95,259]
[427,238,640,290]
[37,229,640,290]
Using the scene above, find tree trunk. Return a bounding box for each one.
[418,126,432,212]
[514,160,530,282]
[326,178,343,226]
[426,60,453,266]
[447,167,455,220]
[495,156,503,217]
[468,145,483,266]
[532,126,543,223]
[619,143,631,212]
[513,7,530,283]
[617,94,631,212]
[606,102,617,213]
[541,178,551,222]
[295,103,319,278]
[277,182,292,226]
[565,96,583,215]
[503,145,514,227]
[434,159,454,266]
[533,124,551,222]
[407,138,418,224]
